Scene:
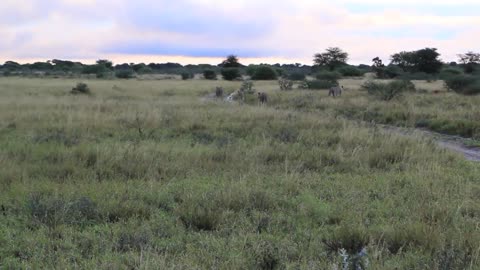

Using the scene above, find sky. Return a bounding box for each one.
[1,0,479,65]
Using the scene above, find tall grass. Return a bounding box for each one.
[0,78,479,269]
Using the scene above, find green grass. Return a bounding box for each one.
[0,77,479,269]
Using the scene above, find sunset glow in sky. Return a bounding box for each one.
[1,0,479,65]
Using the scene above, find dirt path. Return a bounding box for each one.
[378,124,480,162]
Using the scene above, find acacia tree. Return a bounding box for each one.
[372,57,385,78]
[458,51,480,73]
[313,47,349,71]
[220,55,242,68]
[390,48,442,74]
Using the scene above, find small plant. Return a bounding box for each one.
[71,82,91,95]
[240,80,255,94]
[203,70,217,80]
[361,80,415,101]
[278,79,293,91]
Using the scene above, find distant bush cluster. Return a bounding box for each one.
[445,75,480,95]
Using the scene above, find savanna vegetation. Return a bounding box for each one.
[1,49,480,269]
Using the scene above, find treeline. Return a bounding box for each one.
[1,48,479,83]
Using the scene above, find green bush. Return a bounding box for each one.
[203,70,217,80]
[338,66,363,77]
[305,80,337,90]
[384,65,403,78]
[115,69,134,79]
[440,68,463,79]
[221,68,241,81]
[251,66,278,80]
[399,72,436,81]
[315,71,341,83]
[181,72,193,80]
[361,80,415,101]
[287,72,306,81]
[444,75,480,95]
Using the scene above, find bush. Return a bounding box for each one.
[304,80,337,90]
[241,80,255,94]
[440,68,463,79]
[384,65,403,78]
[27,194,100,228]
[181,72,193,80]
[399,72,436,81]
[361,80,415,101]
[287,72,306,81]
[278,79,293,91]
[445,75,480,95]
[338,66,363,77]
[251,66,278,80]
[203,70,217,80]
[315,71,341,83]
[71,82,91,95]
[221,68,241,81]
[115,69,134,79]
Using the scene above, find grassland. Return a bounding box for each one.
[0,77,479,269]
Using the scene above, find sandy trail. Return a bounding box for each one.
[379,124,480,162]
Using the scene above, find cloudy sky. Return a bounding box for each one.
[1,0,479,65]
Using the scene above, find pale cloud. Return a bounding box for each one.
[1,0,478,65]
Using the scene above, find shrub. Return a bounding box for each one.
[361,80,415,101]
[444,75,480,95]
[440,68,463,79]
[181,72,193,80]
[241,80,255,94]
[384,65,403,78]
[251,66,278,80]
[221,68,241,81]
[315,71,341,83]
[287,72,306,81]
[305,80,337,90]
[177,201,222,231]
[338,66,363,77]
[27,194,100,228]
[278,79,293,91]
[115,69,134,79]
[203,70,217,80]
[71,82,91,95]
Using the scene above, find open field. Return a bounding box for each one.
[1,77,480,269]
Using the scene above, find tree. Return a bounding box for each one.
[313,47,349,71]
[458,51,480,73]
[415,48,443,74]
[221,68,241,81]
[390,48,443,74]
[220,55,241,68]
[96,59,113,70]
[251,66,278,80]
[372,57,386,78]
